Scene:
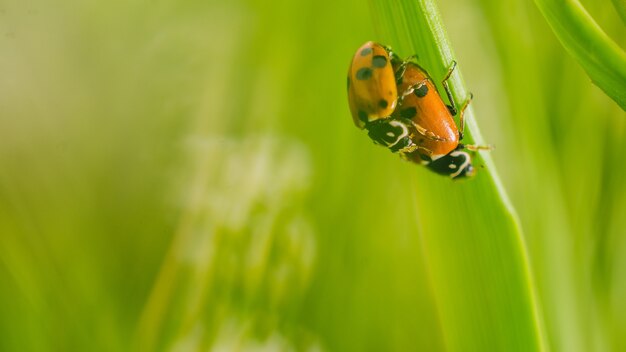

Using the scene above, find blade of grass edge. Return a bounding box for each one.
[370,0,548,350]
[535,0,626,111]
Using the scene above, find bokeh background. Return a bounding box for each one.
[0,0,625,351]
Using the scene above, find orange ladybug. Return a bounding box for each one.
[392,61,479,178]
[347,41,403,128]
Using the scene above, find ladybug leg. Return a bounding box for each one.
[399,146,434,161]
[398,79,425,101]
[411,121,448,142]
[457,142,493,154]
[441,60,474,142]
[397,78,428,106]
[417,145,433,155]
[462,144,493,152]
[404,54,418,65]
[385,47,414,85]
[457,93,473,141]
[441,60,458,116]
[398,143,429,154]
[393,55,418,85]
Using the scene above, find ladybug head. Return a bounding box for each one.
[426,150,475,179]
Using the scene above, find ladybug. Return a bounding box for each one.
[347,41,404,129]
[392,61,480,178]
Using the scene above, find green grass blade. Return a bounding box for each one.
[534,0,626,111]
[611,0,626,24]
[370,0,547,350]
[3,0,626,351]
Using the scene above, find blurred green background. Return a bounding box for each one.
[0,0,625,351]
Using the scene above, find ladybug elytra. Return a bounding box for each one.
[347,41,403,129]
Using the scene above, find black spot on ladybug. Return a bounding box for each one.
[399,107,417,119]
[414,84,429,97]
[372,55,387,68]
[418,138,425,143]
[378,99,388,109]
[358,110,368,122]
[356,67,373,80]
[360,47,373,56]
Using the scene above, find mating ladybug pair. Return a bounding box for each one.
[347,41,488,179]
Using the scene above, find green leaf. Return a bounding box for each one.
[535,0,626,111]
[370,0,547,350]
